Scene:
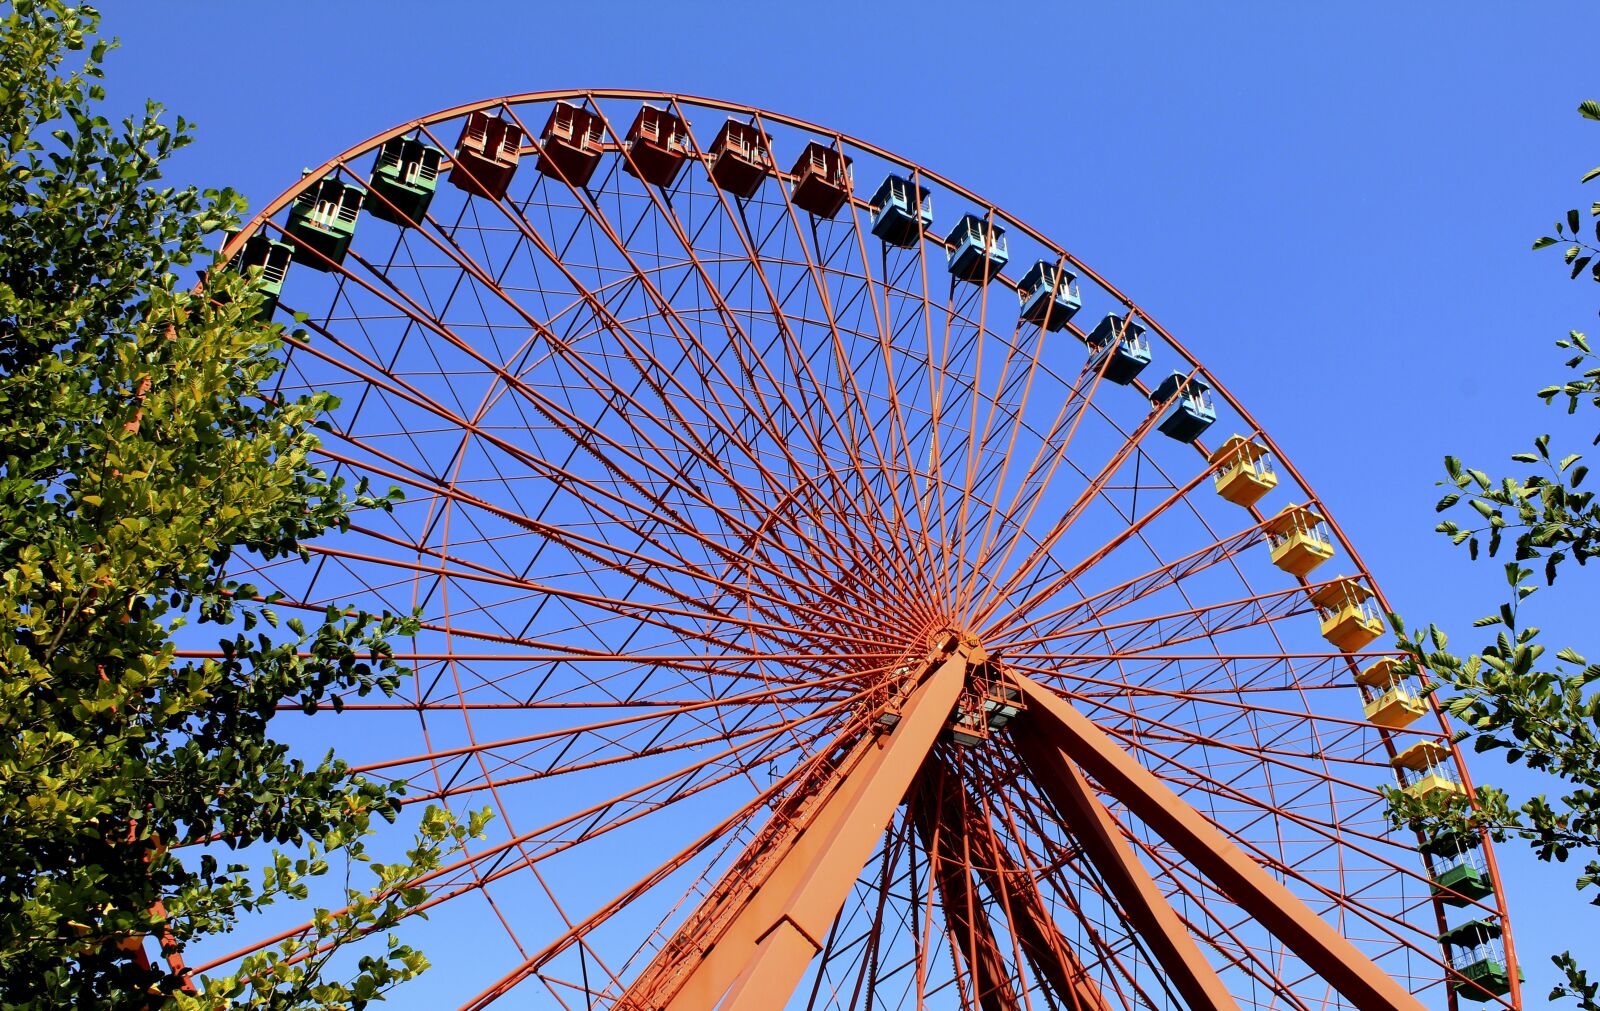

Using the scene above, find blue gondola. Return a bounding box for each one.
[1085,313,1151,385]
[946,214,1007,283]
[869,174,932,247]
[1018,261,1081,330]
[1150,371,1217,443]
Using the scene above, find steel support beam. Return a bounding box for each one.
[1009,672,1428,1011]
[617,648,968,1011]
[910,767,1021,1011]
[1015,727,1241,1011]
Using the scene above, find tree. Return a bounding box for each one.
[1388,100,1600,1009]
[0,3,485,1007]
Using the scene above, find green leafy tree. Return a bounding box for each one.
[1388,100,1600,1009]
[0,3,486,1007]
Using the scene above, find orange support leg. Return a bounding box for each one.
[1009,672,1428,1011]
[617,648,969,1011]
[1015,728,1242,1011]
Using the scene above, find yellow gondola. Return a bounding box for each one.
[1392,739,1451,772]
[1354,657,1402,687]
[1395,740,1468,800]
[1208,435,1278,507]
[1308,576,1384,652]
[1264,504,1335,576]
[1364,685,1428,728]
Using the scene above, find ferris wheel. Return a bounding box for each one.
[196,90,1522,1009]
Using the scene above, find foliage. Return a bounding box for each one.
[1386,100,1600,1008]
[0,3,485,1006]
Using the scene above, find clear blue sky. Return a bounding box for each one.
[108,0,1600,1001]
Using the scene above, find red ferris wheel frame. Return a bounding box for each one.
[180,89,1522,1009]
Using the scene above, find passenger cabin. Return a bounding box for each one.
[366,137,443,227]
[1354,656,1403,688]
[1422,830,1496,907]
[1084,313,1151,385]
[1018,261,1082,331]
[708,118,772,198]
[869,174,932,247]
[449,111,523,200]
[1308,576,1384,652]
[1438,919,1520,1001]
[1364,683,1427,728]
[789,142,852,218]
[1263,504,1335,576]
[946,214,1008,283]
[285,176,365,270]
[227,234,292,317]
[536,102,606,187]
[1149,372,1217,443]
[1360,657,1427,728]
[1209,435,1277,507]
[621,105,691,187]
[1392,740,1466,802]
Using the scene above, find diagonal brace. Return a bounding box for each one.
[1010,671,1428,1011]
[617,647,968,1010]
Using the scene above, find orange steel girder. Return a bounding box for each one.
[1014,725,1241,1011]
[615,648,968,1010]
[1009,672,1429,1011]
[910,769,1021,1011]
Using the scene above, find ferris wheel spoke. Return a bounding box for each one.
[462,115,927,610]
[326,220,895,623]
[739,133,947,615]
[1010,662,1415,773]
[1139,828,1448,993]
[918,760,1114,1011]
[610,650,965,1011]
[984,500,1265,648]
[967,377,1176,631]
[641,108,863,482]
[458,723,857,1009]
[1086,713,1434,893]
[989,767,1189,1011]
[347,678,865,792]
[909,764,1024,1011]
[958,344,1122,606]
[311,414,906,653]
[982,774,1161,1011]
[196,698,851,982]
[1012,724,1241,1010]
[294,539,875,657]
[1119,834,1324,1011]
[1004,580,1318,660]
[959,305,1078,622]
